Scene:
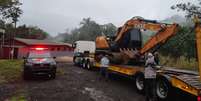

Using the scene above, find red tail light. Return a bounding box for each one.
[198,96,201,101]
[30,47,48,51]
[35,48,45,50]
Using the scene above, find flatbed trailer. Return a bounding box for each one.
[93,62,201,100]
[160,68,201,99]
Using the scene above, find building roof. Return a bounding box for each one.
[15,38,72,46]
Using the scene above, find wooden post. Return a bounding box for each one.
[194,16,201,81]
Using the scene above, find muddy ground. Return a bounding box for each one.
[0,61,196,101]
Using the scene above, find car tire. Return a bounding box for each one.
[23,68,31,80]
[135,73,144,93]
[50,68,56,79]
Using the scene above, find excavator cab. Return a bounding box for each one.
[110,28,142,52]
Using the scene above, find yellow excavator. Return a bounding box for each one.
[95,16,178,65]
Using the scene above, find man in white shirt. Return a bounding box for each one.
[100,54,110,79]
[145,53,157,101]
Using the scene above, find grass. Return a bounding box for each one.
[9,94,26,101]
[159,55,198,71]
[0,59,23,84]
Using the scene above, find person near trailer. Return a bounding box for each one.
[154,52,160,65]
[144,53,157,101]
[100,54,110,80]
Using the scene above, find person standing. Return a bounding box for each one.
[144,53,157,101]
[100,54,110,80]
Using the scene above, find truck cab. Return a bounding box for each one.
[72,41,95,69]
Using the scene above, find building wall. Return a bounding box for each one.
[1,47,10,59]
[18,46,29,59]
[1,39,74,59]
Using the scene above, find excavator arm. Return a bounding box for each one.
[140,23,178,54]
[114,17,179,55]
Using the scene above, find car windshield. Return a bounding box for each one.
[28,51,51,58]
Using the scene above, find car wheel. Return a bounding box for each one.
[23,68,31,80]
[135,74,144,93]
[50,68,56,79]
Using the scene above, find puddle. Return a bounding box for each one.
[82,87,113,101]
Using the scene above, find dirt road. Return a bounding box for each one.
[0,61,196,101]
[0,62,144,101]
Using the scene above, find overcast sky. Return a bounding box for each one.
[18,0,194,36]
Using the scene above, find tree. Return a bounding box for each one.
[62,18,117,43]
[15,25,49,40]
[79,18,102,40]
[164,1,201,60]
[160,26,196,60]
[171,0,201,18]
[0,0,22,28]
[101,23,117,36]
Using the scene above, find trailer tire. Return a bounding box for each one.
[135,73,144,93]
[86,60,91,70]
[82,59,86,68]
[156,78,172,101]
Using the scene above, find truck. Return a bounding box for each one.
[72,41,95,69]
[76,16,201,100]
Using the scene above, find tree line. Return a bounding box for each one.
[62,18,117,43]
[159,0,201,60]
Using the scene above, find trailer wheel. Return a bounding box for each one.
[86,60,91,70]
[156,79,171,100]
[82,59,86,68]
[135,74,144,93]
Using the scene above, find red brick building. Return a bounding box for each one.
[0,38,73,59]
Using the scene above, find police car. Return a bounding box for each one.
[23,47,57,80]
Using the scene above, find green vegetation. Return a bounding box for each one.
[0,0,22,24]
[160,55,198,71]
[0,60,23,84]
[63,18,117,43]
[9,94,26,101]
